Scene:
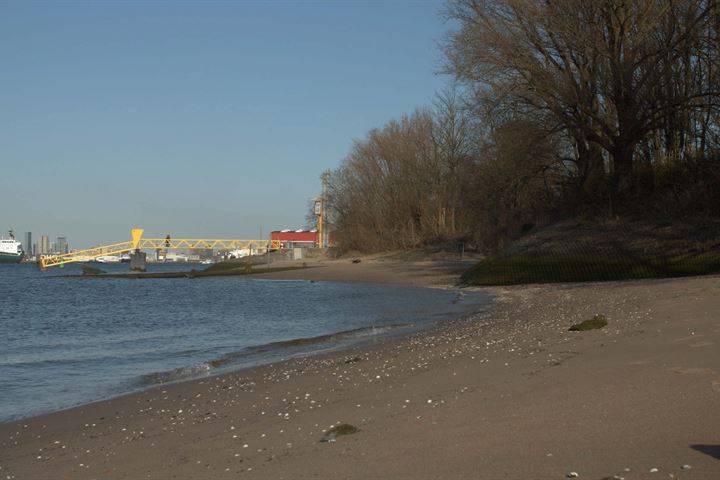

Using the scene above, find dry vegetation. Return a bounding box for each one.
[324,0,720,254]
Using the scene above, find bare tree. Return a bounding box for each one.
[326,0,720,253]
[444,0,717,201]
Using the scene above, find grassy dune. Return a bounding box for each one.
[461,252,720,286]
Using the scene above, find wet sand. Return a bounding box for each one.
[1,258,719,479]
[252,255,479,286]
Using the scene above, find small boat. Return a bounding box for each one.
[0,230,23,264]
[95,255,121,263]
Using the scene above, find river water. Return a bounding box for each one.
[0,262,487,422]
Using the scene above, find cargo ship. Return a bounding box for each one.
[0,230,23,264]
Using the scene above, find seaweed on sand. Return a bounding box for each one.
[320,424,359,443]
[569,314,608,331]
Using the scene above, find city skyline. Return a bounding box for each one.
[18,231,70,257]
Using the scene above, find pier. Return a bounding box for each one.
[38,229,282,269]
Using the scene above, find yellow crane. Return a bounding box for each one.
[38,228,281,269]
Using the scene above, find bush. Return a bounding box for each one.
[461,252,720,286]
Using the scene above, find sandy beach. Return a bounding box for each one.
[1,258,719,480]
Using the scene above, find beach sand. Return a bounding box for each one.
[1,258,719,479]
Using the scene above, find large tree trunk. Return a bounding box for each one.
[611,141,635,195]
[572,130,607,203]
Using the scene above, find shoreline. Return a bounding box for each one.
[2,261,719,479]
[0,257,479,424]
[1,295,489,426]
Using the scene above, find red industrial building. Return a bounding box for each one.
[270,230,318,248]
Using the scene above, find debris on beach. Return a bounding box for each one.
[319,423,358,443]
[568,314,608,331]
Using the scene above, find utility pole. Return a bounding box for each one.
[315,197,323,248]
[321,170,330,248]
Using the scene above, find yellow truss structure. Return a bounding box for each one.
[39,228,282,269]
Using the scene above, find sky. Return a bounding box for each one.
[0,0,452,248]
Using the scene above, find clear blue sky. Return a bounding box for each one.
[1,0,451,248]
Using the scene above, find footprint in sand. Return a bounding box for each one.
[671,367,716,375]
[690,341,715,348]
[674,335,702,342]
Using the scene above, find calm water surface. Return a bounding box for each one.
[0,263,487,422]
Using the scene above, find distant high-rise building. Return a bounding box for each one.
[56,237,68,254]
[23,232,32,256]
[38,235,50,256]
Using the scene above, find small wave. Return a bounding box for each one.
[214,324,407,365]
[138,323,408,386]
[452,290,466,304]
[139,362,214,385]
[1,351,133,368]
[255,324,403,348]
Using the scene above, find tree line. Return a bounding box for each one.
[325,0,720,252]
